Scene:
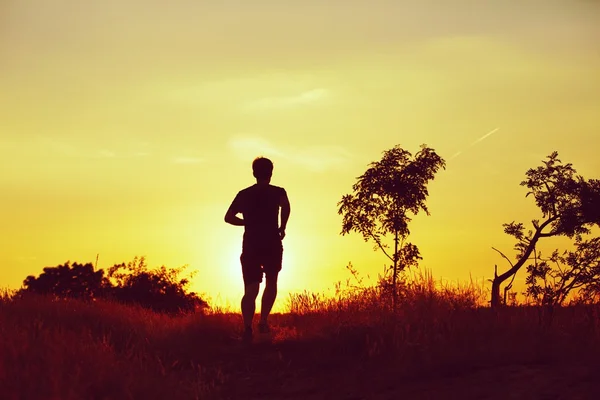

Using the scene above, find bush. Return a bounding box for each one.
[19,256,208,314]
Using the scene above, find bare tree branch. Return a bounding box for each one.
[492,247,514,268]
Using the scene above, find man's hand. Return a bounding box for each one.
[224,208,245,226]
[279,189,290,240]
[225,214,245,226]
[225,194,245,226]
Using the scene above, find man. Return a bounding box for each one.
[224,157,291,342]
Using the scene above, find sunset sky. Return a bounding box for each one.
[1,0,599,310]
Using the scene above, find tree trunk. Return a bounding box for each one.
[393,231,398,311]
[491,277,501,308]
[490,221,553,308]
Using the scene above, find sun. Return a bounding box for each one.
[187,225,244,309]
[200,224,306,312]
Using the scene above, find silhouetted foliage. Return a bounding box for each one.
[21,262,106,300]
[525,236,600,307]
[338,144,446,308]
[106,256,207,314]
[491,152,600,308]
[20,256,208,314]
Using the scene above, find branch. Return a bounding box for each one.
[543,181,557,217]
[559,278,583,304]
[506,266,517,289]
[539,229,564,238]
[398,235,406,264]
[537,215,561,238]
[554,258,565,275]
[492,247,515,268]
[367,230,394,262]
[497,215,562,284]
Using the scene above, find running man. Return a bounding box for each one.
[224,157,290,342]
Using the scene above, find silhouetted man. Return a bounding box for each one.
[224,157,290,342]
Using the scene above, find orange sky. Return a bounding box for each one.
[1,1,599,310]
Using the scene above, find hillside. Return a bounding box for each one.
[2,280,600,399]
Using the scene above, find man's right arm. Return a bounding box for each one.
[224,193,245,226]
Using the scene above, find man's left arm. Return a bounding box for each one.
[224,194,245,226]
[279,189,290,239]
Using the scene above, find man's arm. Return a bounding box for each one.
[279,189,290,237]
[224,194,245,226]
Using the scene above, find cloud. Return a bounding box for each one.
[34,137,209,165]
[172,156,204,164]
[156,73,330,112]
[34,136,153,159]
[96,149,117,158]
[89,148,153,159]
[292,145,355,172]
[228,135,353,172]
[39,138,80,157]
[228,136,285,158]
[244,88,330,111]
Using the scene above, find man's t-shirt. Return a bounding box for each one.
[230,184,286,251]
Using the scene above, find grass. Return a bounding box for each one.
[2,272,600,399]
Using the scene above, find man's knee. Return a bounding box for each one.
[244,282,260,298]
[264,276,278,292]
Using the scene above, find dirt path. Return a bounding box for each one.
[369,364,600,400]
[205,332,600,400]
[217,359,600,400]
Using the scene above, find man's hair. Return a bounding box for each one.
[252,157,273,179]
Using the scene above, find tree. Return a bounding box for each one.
[490,152,600,308]
[338,144,446,308]
[21,261,107,300]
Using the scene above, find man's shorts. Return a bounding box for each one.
[240,245,283,285]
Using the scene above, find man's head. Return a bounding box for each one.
[252,157,273,181]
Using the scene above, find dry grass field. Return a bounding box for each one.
[2,273,600,400]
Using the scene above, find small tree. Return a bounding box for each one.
[491,152,600,308]
[338,144,446,308]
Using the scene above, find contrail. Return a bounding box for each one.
[470,127,500,146]
[450,127,500,160]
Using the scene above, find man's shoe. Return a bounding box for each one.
[258,322,270,334]
[242,327,253,343]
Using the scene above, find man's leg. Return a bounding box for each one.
[242,282,260,330]
[240,251,261,338]
[260,275,278,327]
[260,246,282,329]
